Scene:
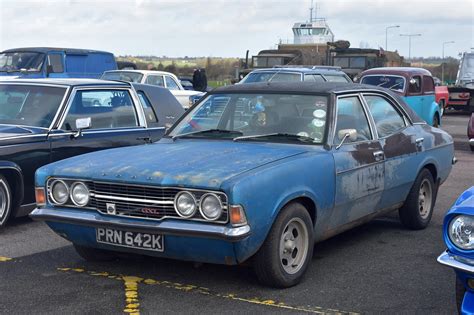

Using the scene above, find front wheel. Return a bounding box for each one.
[73,244,117,261]
[399,168,436,230]
[253,202,313,288]
[456,277,466,314]
[0,175,12,227]
[433,114,440,128]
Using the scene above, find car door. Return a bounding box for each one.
[362,93,421,209]
[329,94,384,230]
[422,75,438,125]
[406,75,424,119]
[49,87,152,162]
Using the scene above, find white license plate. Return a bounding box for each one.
[96,228,164,252]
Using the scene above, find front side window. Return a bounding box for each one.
[145,75,165,87]
[334,96,372,144]
[0,84,66,128]
[241,72,301,83]
[47,54,64,73]
[0,52,45,72]
[333,57,349,68]
[360,75,405,93]
[364,95,406,138]
[62,89,138,130]
[165,76,180,90]
[169,93,329,144]
[350,57,366,68]
[101,71,143,83]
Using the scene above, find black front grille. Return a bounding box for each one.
[88,181,228,223]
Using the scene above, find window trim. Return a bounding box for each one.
[56,87,146,131]
[331,93,375,147]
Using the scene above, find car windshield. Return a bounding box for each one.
[169,93,329,144]
[240,72,302,83]
[0,84,66,128]
[101,71,144,83]
[361,75,406,93]
[0,52,45,72]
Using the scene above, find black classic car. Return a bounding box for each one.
[0,79,184,226]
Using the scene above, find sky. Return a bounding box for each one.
[0,0,472,59]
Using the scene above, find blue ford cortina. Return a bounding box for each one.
[438,187,474,314]
[31,82,455,287]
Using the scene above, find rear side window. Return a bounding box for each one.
[48,54,64,73]
[165,76,180,90]
[422,76,435,93]
[304,74,325,82]
[364,95,406,138]
[136,90,159,126]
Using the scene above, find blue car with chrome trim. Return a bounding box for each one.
[438,187,474,314]
[359,67,442,127]
[31,82,454,287]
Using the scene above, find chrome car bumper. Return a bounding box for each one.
[30,208,251,242]
[438,250,474,273]
[469,138,474,146]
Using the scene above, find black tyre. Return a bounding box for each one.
[73,244,117,261]
[470,144,474,152]
[433,114,440,128]
[253,202,313,288]
[0,175,12,228]
[456,277,466,314]
[399,168,436,230]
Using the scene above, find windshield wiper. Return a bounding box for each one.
[172,129,243,140]
[387,83,402,90]
[233,133,315,143]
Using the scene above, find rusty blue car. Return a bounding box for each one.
[438,187,474,314]
[31,82,455,287]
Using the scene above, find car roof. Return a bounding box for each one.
[1,47,113,55]
[361,67,432,77]
[0,78,130,87]
[249,67,346,75]
[104,70,177,76]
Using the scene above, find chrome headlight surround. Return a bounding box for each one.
[49,180,69,205]
[199,193,223,221]
[174,191,198,218]
[449,215,474,250]
[70,182,90,207]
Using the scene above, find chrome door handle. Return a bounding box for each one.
[373,150,384,161]
[166,116,175,119]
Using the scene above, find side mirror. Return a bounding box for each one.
[336,129,357,149]
[409,78,417,85]
[73,117,91,138]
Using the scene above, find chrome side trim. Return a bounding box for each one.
[30,208,250,241]
[438,250,474,274]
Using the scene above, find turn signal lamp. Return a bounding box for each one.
[35,188,46,206]
[230,205,247,226]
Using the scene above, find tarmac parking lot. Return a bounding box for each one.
[0,112,472,314]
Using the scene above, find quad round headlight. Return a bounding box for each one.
[449,215,474,250]
[174,191,197,218]
[70,182,90,207]
[50,180,69,205]
[200,193,223,221]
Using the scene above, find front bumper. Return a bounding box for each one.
[469,138,474,147]
[437,250,474,274]
[30,207,251,241]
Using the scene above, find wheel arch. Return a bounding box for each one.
[0,161,24,211]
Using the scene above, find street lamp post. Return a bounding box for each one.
[385,25,400,51]
[442,41,455,84]
[400,33,422,61]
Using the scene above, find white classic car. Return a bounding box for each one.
[101,70,203,109]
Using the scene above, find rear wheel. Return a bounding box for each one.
[0,175,12,228]
[73,244,117,261]
[253,202,313,288]
[399,168,436,230]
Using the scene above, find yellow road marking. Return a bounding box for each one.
[0,256,12,262]
[58,267,359,314]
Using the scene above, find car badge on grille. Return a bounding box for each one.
[141,207,160,215]
[106,203,116,215]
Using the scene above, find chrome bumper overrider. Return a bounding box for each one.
[438,250,474,273]
[30,208,250,241]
